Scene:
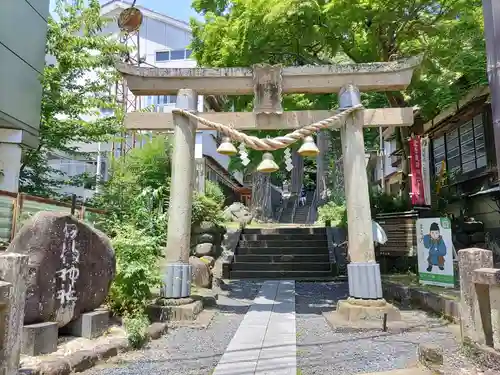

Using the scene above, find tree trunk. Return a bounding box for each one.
[290,149,303,194]
[386,92,411,207]
[327,131,345,204]
[251,172,273,221]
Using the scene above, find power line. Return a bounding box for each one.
[23,0,49,23]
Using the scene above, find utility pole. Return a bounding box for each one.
[482,0,500,171]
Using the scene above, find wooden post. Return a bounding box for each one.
[339,85,382,300]
[70,194,77,216]
[163,89,197,299]
[10,193,24,241]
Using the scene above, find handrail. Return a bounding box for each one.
[290,194,298,224]
[306,189,318,224]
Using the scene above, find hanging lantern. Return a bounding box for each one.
[298,136,320,157]
[216,137,238,156]
[256,152,279,173]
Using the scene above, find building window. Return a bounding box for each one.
[155,49,192,62]
[155,51,170,62]
[432,113,487,177]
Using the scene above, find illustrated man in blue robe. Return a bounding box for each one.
[423,222,447,272]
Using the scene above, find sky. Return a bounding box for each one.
[48,0,203,23]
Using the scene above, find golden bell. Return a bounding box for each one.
[216,137,238,156]
[298,135,320,157]
[256,152,279,173]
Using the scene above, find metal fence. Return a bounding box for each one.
[0,190,105,245]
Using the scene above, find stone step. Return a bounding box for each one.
[236,247,328,256]
[230,270,333,279]
[239,240,326,248]
[243,227,326,235]
[234,254,330,263]
[231,262,331,271]
[240,233,326,241]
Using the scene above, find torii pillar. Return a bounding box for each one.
[116,57,420,315]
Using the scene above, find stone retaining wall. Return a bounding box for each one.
[383,281,460,322]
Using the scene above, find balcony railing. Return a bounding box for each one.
[391,154,402,168]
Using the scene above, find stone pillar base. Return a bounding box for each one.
[347,262,383,299]
[162,263,192,298]
[336,298,401,322]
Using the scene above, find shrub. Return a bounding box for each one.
[192,192,225,227]
[123,312,150,349]
[370,190,409,216]
[204,180,225,207]
[107,224,162,316]
[317,201,347,228]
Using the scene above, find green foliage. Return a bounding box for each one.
[317,201,347,228]
[204,180,225,207]
[123,312,150,349]
[20,0,128,197]
[90,135,172,240]
[108,224,162,316]
[191,0,486,194]
[370,190,409,216]
[192,193,226,226]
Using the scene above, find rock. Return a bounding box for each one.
[200,256,215,268]
[418,343,443,367]
[222,203,253,225]
[194,243,214,257]
[193,221,225,235]
[37,359,70,375]
[6,212,115,327]
[189,256,212,288]
[196,233,215,244]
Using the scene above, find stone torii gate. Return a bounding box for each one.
[117,57,420,314]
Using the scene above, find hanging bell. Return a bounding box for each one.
[298,135,320,157]
[256,152,279,173]
[216,137,238,156]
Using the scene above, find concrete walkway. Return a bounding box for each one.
[213,280,296,375]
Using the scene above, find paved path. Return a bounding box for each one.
[84,280,481,375]
[213,280,296,375]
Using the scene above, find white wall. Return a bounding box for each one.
[373,139,399,182]
[0,0,50,145]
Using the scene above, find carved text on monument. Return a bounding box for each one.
[55,224,80,307]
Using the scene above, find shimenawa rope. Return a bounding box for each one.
[171,104,363,151]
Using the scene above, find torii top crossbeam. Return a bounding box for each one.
[116,56,421,96]
[117,56,421,131]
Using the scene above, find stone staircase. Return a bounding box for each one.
[279,199,295,223]
[293,190,315,224]
[230,227,332,279]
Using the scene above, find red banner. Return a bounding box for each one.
[409,136,425,206]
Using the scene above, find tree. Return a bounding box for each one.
[20,0,127,197]
[190,0,487,201]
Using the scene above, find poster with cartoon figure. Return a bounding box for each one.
[416,217,454,287]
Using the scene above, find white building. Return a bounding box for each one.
[0,0,50,192]
[50,0,243,201]
[367,128,403,195]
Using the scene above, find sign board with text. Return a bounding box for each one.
[416,217,454,287]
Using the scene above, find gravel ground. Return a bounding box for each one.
[83,280,262,375]
[295,281,481,375]
[84,280,486,375]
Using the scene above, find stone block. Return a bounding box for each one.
[0,252,28,375]
[62,310,109,339]
[336,299,401,322]
[473,268,500,285]
[489,284,500,350]
[147,300,203,322]
[22,322,58,356]
[458,248,494,346]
